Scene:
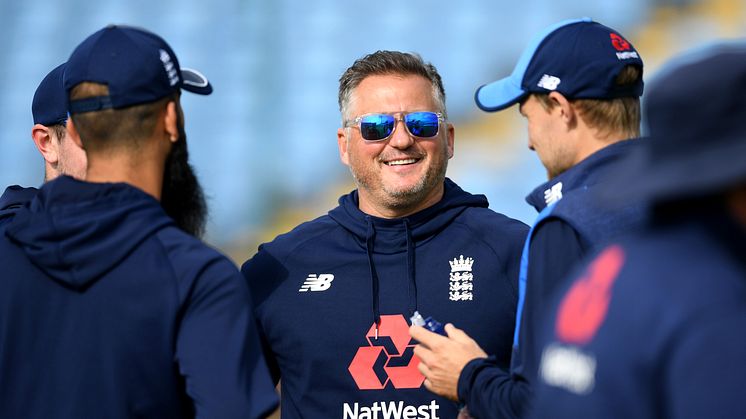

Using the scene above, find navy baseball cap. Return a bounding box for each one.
[475,18,644,112]
[32,63,68,126]
[65,25,212,114]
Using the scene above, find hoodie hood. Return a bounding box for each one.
[0,185,38,224]
[5,176,174,290]
[328,177,489,332]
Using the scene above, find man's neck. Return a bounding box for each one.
[86,152,166,201]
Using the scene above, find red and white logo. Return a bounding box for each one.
[348,315,424,390]
[610,33,631,51]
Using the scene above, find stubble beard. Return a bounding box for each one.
[350,145,449,212]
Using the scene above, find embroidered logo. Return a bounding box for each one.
[610,33,631,51]
[544,182,563,205]
[537,74,561,90]
[348,315,424,390]
[449,255,474,301]
[159,49,179,86]
[298,274,335,292]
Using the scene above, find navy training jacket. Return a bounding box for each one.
[0,176,278,418]
[242,178,528,419]
[458,140,646,419]
[532,211,746,418]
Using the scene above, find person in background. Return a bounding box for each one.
[0,63,86,226]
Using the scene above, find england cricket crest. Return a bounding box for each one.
[449,255,474,302]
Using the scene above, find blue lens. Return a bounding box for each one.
[360,114,395,141]
[405,112,440,137]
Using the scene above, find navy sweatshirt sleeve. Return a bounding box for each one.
[174,251,279,419]
[457,219,586,419]
[241,245,287,385]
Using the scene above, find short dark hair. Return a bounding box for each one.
[69,82,173,152]
[338,50,447,120]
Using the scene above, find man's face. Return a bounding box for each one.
[338,74,454,217]
[519,94,574,179]
[160,108,208,238]
[52,125,87,180]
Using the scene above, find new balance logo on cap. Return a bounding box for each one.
[537,74,561,90]
[299,274,334,292]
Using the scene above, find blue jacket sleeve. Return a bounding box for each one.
[458,356,530,419]
[457,219,585,419]
[175,257,279,419]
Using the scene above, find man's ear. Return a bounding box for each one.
[337,127,350,166]
[31,123,59,164]
[548,91,576,128]
[164,101,179,143]
[66,118,85,149]
[446,122,455,159]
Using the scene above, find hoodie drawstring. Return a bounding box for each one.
[403,219,418,318]
[365,216,381,339]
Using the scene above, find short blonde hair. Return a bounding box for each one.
[535,65,642,138]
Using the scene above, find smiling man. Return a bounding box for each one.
[241,50,528,418]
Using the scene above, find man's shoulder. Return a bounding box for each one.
[155,226,238,280]
[257,214,340,256]
[457,206,529,238]
[585,225,744,315]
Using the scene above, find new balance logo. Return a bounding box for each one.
[299,274,335,292]
[544,182,563,205]
[537,74,561,90]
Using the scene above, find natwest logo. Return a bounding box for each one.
[343,400,440,419]
[348,315,424,390]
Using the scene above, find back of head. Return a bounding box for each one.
[475,18,644,137]
[338,50,447,120]
[64,25,213,151]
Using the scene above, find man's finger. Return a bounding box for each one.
[410,324,445,347]
[413,344,433,365]
[418,359,432,378]
[444,323,470,341]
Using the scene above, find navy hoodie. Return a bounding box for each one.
[0,185,37,226]
[532,211,746,418]
[0,176,278,419]
[242,178,528,419]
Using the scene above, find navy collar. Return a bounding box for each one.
[525,139,642,212]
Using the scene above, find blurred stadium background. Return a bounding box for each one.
[1,0,743,266]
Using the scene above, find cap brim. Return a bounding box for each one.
[181,67,212,95]
[474,75,527,112]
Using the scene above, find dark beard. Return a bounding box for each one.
[160,125,208,238]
